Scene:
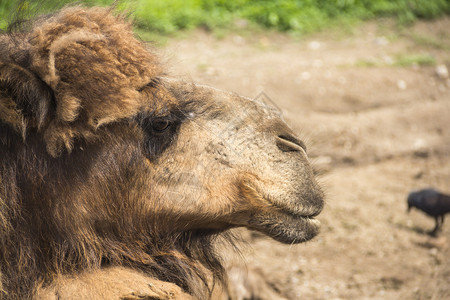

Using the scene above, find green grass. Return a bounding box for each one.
[394,53,436,67]
[355,53,436,68]
[1,0,450,35]
[355,59,380,68]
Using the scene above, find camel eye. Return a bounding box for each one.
[136,112,183,159]
[152,120,170,133]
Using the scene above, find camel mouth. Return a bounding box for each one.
[271,201,322,219]
[239,183,322,244]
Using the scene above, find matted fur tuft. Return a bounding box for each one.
[1,6,177,156]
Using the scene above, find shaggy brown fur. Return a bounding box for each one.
[0,6,324,299]
[34,267,194,299]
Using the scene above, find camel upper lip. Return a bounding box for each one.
[256,197,323,224]
[262,192,323,219]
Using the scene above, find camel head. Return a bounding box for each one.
[148,80,324,244]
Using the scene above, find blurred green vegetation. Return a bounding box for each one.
[1,0,450,34]
[394,53,437,67]
[0,0,123,29]
[356,53,437,68]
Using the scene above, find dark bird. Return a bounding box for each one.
[407,188,450,235]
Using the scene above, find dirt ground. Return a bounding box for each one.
[161,18,450,299]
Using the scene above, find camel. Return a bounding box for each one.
[0,6,324,299]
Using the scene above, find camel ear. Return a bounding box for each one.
[0,62,53,138]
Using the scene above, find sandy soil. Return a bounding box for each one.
[161,18,450,299]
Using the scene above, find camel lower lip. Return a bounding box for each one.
[249,212,320,244]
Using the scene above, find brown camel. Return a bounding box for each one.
[0,6,324,299]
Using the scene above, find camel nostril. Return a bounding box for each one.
[276,135,307,153]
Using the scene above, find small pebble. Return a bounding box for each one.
[435,64,448,79]
[397,80,407,90]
